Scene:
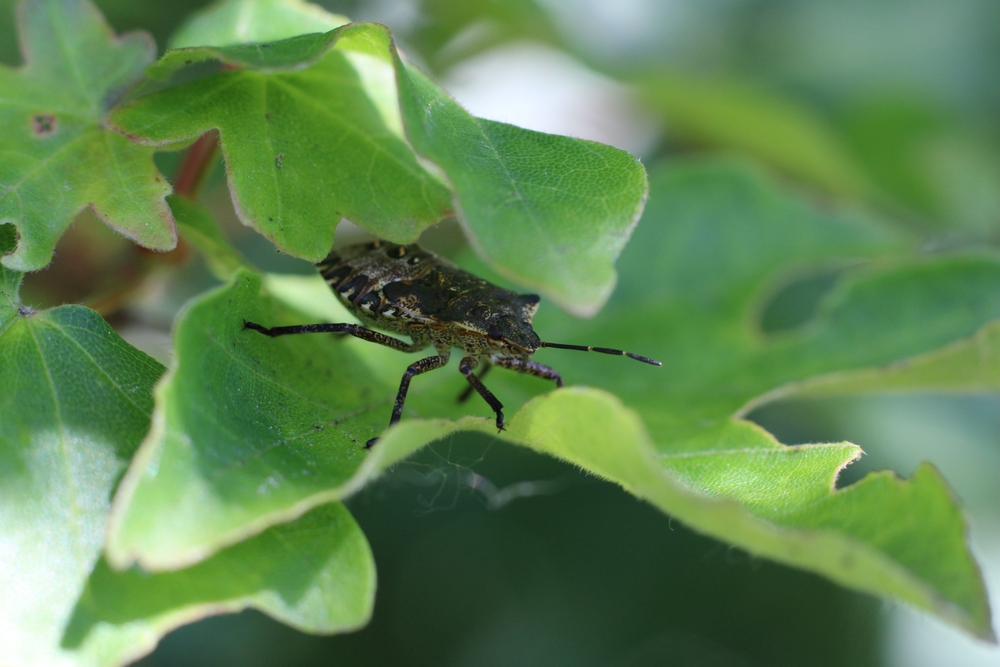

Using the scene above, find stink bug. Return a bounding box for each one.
[244,240,660,448]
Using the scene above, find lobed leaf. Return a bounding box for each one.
[113,19,648,315]
[60,504,373,667]
[107,159,995,639]
[0,235,374,666]
[111,23,454,265]
[105,269,389,568]
[0,290,161,665]
[0,0,176,272]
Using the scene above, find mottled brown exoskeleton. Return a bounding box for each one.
[244,240,660,448]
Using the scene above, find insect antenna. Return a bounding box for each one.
[540,342,662,366]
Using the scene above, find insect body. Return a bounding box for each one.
[243,240,660,448]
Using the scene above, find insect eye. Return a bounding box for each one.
[488,326,503,341]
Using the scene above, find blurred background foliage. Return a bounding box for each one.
[2,0,998,664]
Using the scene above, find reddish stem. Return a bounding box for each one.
[173,130,220,200]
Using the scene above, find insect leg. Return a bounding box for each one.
[243,320,424,353]
[459,356,505,432]
[456,363,491,403]
[368,353,450,448]
[494,357,564,388]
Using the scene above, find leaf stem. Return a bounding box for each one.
[174,130,220,200]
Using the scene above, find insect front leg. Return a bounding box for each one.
[459,356,505,432]
[369,352,451,449]
[456,363,491,403]
[494,357,564,388]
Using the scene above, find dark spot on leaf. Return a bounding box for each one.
[268,217,273,221]
[275,154,283,169]
[32,114,56,136]
[185,59,192,64]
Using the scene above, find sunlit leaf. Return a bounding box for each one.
[0,238,374,667]
[0,0,175,272]
[0,286,164,664]
[114,21,648,315]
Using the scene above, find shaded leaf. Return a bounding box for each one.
[107,159,995,638]
[0,0,175,272]
[840,98,1000,238]
[637,70,874,201]
[761,319,1000,399]
[408,0,564,71]
[170,0,348,49]
[169,194,251,280]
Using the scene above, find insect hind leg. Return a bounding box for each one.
[369,353,451,448]
[459,356,505,432]
[456,363,491,403]
[243,320,424,353]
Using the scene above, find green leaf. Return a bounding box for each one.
[760,319,1000,398]
[840,99,1000,238]
[395,60,649,316]
[0,260,374,665]
[115,20,649,315]
[111,23,454,264]
[0,298,164,665]
[60,504,373,667]
[169,0,349,49]
[0,0,176,272]
[107,159,997,638]
[407,0,563,71]
[637,71,874,201]
[106,270,395,569]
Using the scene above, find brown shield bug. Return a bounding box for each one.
[244,240,660,448]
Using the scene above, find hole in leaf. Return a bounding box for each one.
[0,223,16,254]
[31,113,56,136]
[758,268,843,334]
